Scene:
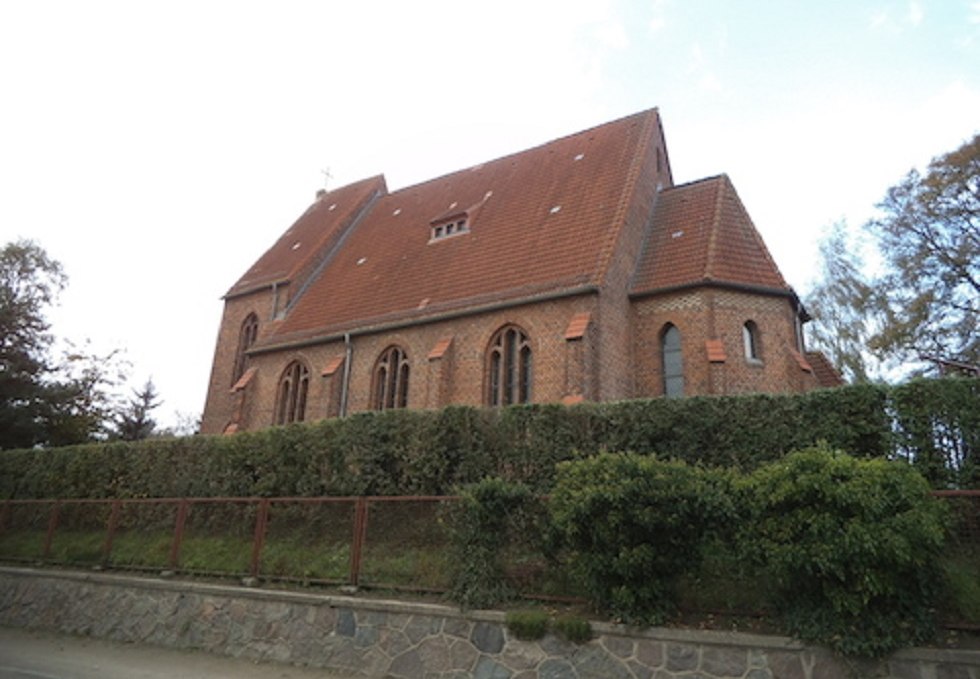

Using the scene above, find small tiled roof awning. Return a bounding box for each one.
[790,349,814,373]
[321,356,346,377]
[564,312,592,341]
[428,337,454,360]
[230,367,257,393]
[705,339,727,363]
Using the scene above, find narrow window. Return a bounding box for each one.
[373,346,410,410]
[274,360,310,425]
[661,324,684,398]
[743,321,762,361]
[486,325,532,406]
[232,313,259,385]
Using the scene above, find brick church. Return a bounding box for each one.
[201,109,840,435]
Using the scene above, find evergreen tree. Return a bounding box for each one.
[113,378,162,441]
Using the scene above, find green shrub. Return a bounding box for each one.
[739,446,949,657]
[446,478,536,609]
[549,453,736,625]
[505,610,549,640]
[552,615,593,643]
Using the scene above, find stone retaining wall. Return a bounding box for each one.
[0,567,976,678]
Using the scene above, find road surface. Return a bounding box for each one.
[0,626,359,679]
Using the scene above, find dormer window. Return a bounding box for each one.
[430,216,469,242]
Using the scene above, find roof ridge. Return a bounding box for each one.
[592,109,660,282]
[382,109,659,196]
[703,173,727,280]
[721,177,789,289]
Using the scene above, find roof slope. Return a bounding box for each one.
[631,175,789,296]
[227,175,386,297]
[263,109,665,345]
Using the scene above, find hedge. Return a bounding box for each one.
[0,378,976,499]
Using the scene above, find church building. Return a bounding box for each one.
[201,109,840,435]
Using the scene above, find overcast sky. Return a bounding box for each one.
[1,0,978,429]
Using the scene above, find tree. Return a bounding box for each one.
[866,133,979,368]
[0,239,128,449]
[806,134,979,378]
[0,240,66,448]
[804,223,877,382]
[113,378,162,441]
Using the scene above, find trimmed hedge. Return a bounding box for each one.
[1,378,976,499]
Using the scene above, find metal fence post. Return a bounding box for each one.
[101,500,122,566]
[250,499,270,579]
[42,501,60,559]
[169,499,190,569]
[349,497,369,587]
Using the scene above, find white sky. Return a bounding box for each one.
[1,0,978,428]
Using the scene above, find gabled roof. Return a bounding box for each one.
[630,175,789,297]
[256,109,667,346]
[227,175,387,297]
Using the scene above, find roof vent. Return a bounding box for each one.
[393,208,402,216]
[291,242,302,250]
[328,203,337,211]
[574,153,585,161]
[550,205,562,214]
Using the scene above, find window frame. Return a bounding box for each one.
[743,320,763,363]
[661,323,684,398]
[232,313,259,386]
[274,359,310,425]
[372,345,411,410]
[486,325,533,406]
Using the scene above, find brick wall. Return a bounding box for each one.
[203,295,602,433]
[631,288,819,398]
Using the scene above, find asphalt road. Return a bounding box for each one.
[0,627,359,679]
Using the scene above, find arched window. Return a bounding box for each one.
[486,325,532,406]
[275,360,310,425]
[232,313,259,385]
[743,321,762,361]
[661,324,684,398]
[373,346,410,410]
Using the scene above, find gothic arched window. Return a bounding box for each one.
[661,324,684,398]
[373,346,410,410]
[743,320,762,362]
[275,360,310,424]
[232,313,259,385]
[486,325,532,406]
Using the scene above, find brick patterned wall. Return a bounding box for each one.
[593,113,669,402]
[204,296,601,433]
[201,289,277,434]
[631,288,819,398]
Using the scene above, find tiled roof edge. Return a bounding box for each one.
[282,184,387,314]
[593,109,661,281]
[629,279,797,301]
[249,284,599,356]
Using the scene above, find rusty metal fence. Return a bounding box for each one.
[1,491,978,596]
[0,496,462,592]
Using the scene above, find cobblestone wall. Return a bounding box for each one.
[0,568,976,678]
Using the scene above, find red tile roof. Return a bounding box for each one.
[630,175,789,296]
[261,110,666,345]
[227,175,386,297]
[805,351,845,387]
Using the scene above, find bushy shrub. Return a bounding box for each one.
[446,478,537,609]
[739,446,949,657]
[549,453,736,624]
[505,610,549,640]
[552,615,593,643]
